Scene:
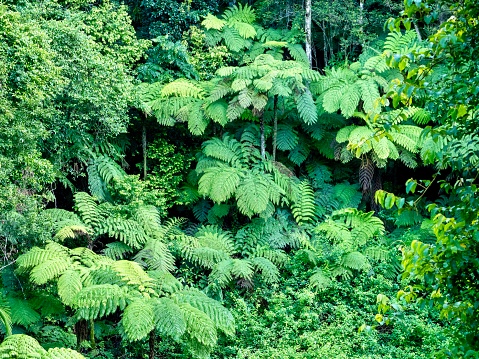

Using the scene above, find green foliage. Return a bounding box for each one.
[196,134,300,218]
[307,208,393,287]
[0,334,86,359]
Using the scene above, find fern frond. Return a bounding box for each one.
[340,84,361,118]
[193,200,212,222]
[384,30,417,53]
[231,21,256,39]
[364,246,390,262]
[53,225,90,242]
[17,245,68,272]
[0,297,11,337]
[202,14,226,30]
[202,136,244,167]
[30,257,73,285]
[222,26,248,52]
[46,347,87,359]
[209,259,234,286]
[363,55,389,73]
[287,43,309,65]
[315,220,352,243]
[198,165,242,203]
[205,100,228,125]
[236,172,270,216]
[180,303,217,347]
[291,180,316,225]
[98,217,149,249]
[111,260,153,290]
[74,192,104,229]
[42,208,80,224]
[7,298,40,327]
[250,257,280,284]
[149,271,182,295]
[58,270,83,306]
[161,79,204,99]
[341,251,371,271]
[95,155,125,185]
[288,141,310,165]
[276,124,298,150]
[296,89,317,124]
[133,205,162,237]
[333,182,362,209]
[359,79,381,114]
[223,3,256,24]
[196,226,235,255]
[121,298,155,341]
[175,289,235,336]
[230,259,254,281]
[74,284,128,320]
[309,268,332,291]
[395,209,423,227]
[0,334,46,358]
[134,238,175,272]
[104,241,134,260]
[153,297,186,340]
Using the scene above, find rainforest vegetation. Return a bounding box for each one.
[0,0,478,357]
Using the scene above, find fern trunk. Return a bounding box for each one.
[272,96,278,161]
[149,331,155,359]
[89,319,96,349]
[75,320,89,349]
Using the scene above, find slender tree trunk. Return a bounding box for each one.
[260,116,266,160]
[305,0,312,68]
[149,332,155,359]
[142,125,147,180]
[414,22,423,41]
[272,96,278,161]
[322,21,328,67]
[89,319,96,349]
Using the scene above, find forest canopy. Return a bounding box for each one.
[0,0,478,358]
